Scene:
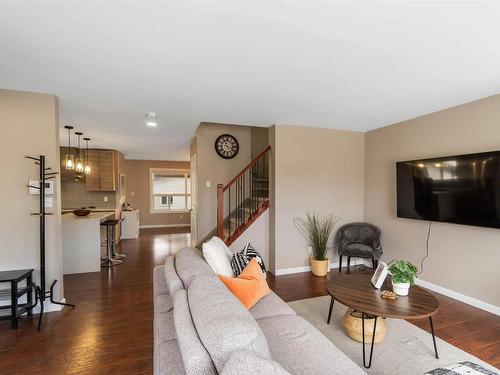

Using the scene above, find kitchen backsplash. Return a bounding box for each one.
[61,180,116,209]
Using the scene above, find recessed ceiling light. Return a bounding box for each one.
[145,112,157,127]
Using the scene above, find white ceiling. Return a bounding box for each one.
[1,1,500,161]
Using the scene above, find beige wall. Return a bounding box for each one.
[251,126,269,159]
[271,125,365,271]
[123,160,191,227]
[365,94,500,307]
[0,89,64,307]
[229,210,269,267]
[195,122,252,242]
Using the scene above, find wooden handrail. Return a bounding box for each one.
[216,145,271,241]
[223,145,271,192]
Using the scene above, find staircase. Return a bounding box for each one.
[216,146,270,245]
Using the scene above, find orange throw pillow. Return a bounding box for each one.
[218,258,271,309]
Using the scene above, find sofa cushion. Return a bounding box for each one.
[155,293,174,315]
[258,315,366,375]
[218,258,271,309]
[175,247,214,288]
[164,255,184,295]
[188,274,270,372]
[202,236,233,277]
[156,339,186,375]
[174,289,216,375]
[249,292,296,321]
[155,310,177,344]
[221,351,291,375]
[154,265,169,296]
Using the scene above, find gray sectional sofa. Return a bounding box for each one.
[153,247,366,375]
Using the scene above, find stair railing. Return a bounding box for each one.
[217,145,271,244]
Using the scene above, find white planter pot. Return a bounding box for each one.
[392,282,410,296]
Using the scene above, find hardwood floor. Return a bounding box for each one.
[0,228,498,373]
[267,267,500,369]
[0,227,190,375]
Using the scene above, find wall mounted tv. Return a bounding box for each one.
[396,150,500,229]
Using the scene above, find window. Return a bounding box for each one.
[150,169,191,212]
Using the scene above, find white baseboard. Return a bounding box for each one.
[415,278,500,316]
[139,224,191,229]
[31,298,66,314]
[274,265,311,275]
[274,258,372,276]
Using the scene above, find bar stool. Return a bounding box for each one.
[113,218,126,260]
[101,219,123,267]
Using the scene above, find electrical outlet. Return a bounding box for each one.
[308,246,312,255]
[104,196,108,202]
[131,191,135,196]
[206,181,211,188]
[45,197,53,208]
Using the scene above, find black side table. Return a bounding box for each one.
[0,269,34,329]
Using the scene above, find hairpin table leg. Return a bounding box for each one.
[327,296,335,324]
[362,312,377,369]
[429,316,439,359]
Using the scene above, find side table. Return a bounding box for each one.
[0,269,34,329]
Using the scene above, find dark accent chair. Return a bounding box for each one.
[336,222,382,273]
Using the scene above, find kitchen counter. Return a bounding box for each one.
[62,212,117,221]
[62,211,115,274]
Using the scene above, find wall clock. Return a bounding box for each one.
[215,134,239,159]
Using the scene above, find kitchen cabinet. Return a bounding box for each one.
[84,150,100,190]
[62,212,115,274]
[85,150,116,191]
[121,209,140,239]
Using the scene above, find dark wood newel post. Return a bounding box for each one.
[217,184,224,239]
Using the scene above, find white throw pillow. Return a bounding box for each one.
[202,236,233,277]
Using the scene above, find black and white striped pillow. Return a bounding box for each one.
[231,243,267,277]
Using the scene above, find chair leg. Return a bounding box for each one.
[339,255,343,273]
[347,257,351,274]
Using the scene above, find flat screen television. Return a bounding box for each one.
[396,150,500,229]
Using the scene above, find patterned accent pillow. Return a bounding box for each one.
[426,361,498,375]
[231,243,267,277]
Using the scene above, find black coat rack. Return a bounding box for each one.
[26,154,75,330]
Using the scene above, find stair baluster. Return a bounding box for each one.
[215,145,271,245]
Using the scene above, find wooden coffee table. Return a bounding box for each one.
[326,273,440,369]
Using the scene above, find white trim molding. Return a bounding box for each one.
[139,224,190,229]
[415,278,500,316]
[32,298,67,314]
[274,258,371,276]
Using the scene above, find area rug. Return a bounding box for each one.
[288,296,499,375]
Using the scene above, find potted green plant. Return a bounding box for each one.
[388,260,418,296]
[294,212,340,276]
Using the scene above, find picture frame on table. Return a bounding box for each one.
[371,261,389,289]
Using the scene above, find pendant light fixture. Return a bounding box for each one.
[64,125,75,170]
[83,137,91,174]
[74,132,84,173]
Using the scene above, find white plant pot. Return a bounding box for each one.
[392,282,410,296]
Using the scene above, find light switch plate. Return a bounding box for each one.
[29,180,54,195]
[206,181,211,188]
[45,197,53,208]
[104,196,108,202]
